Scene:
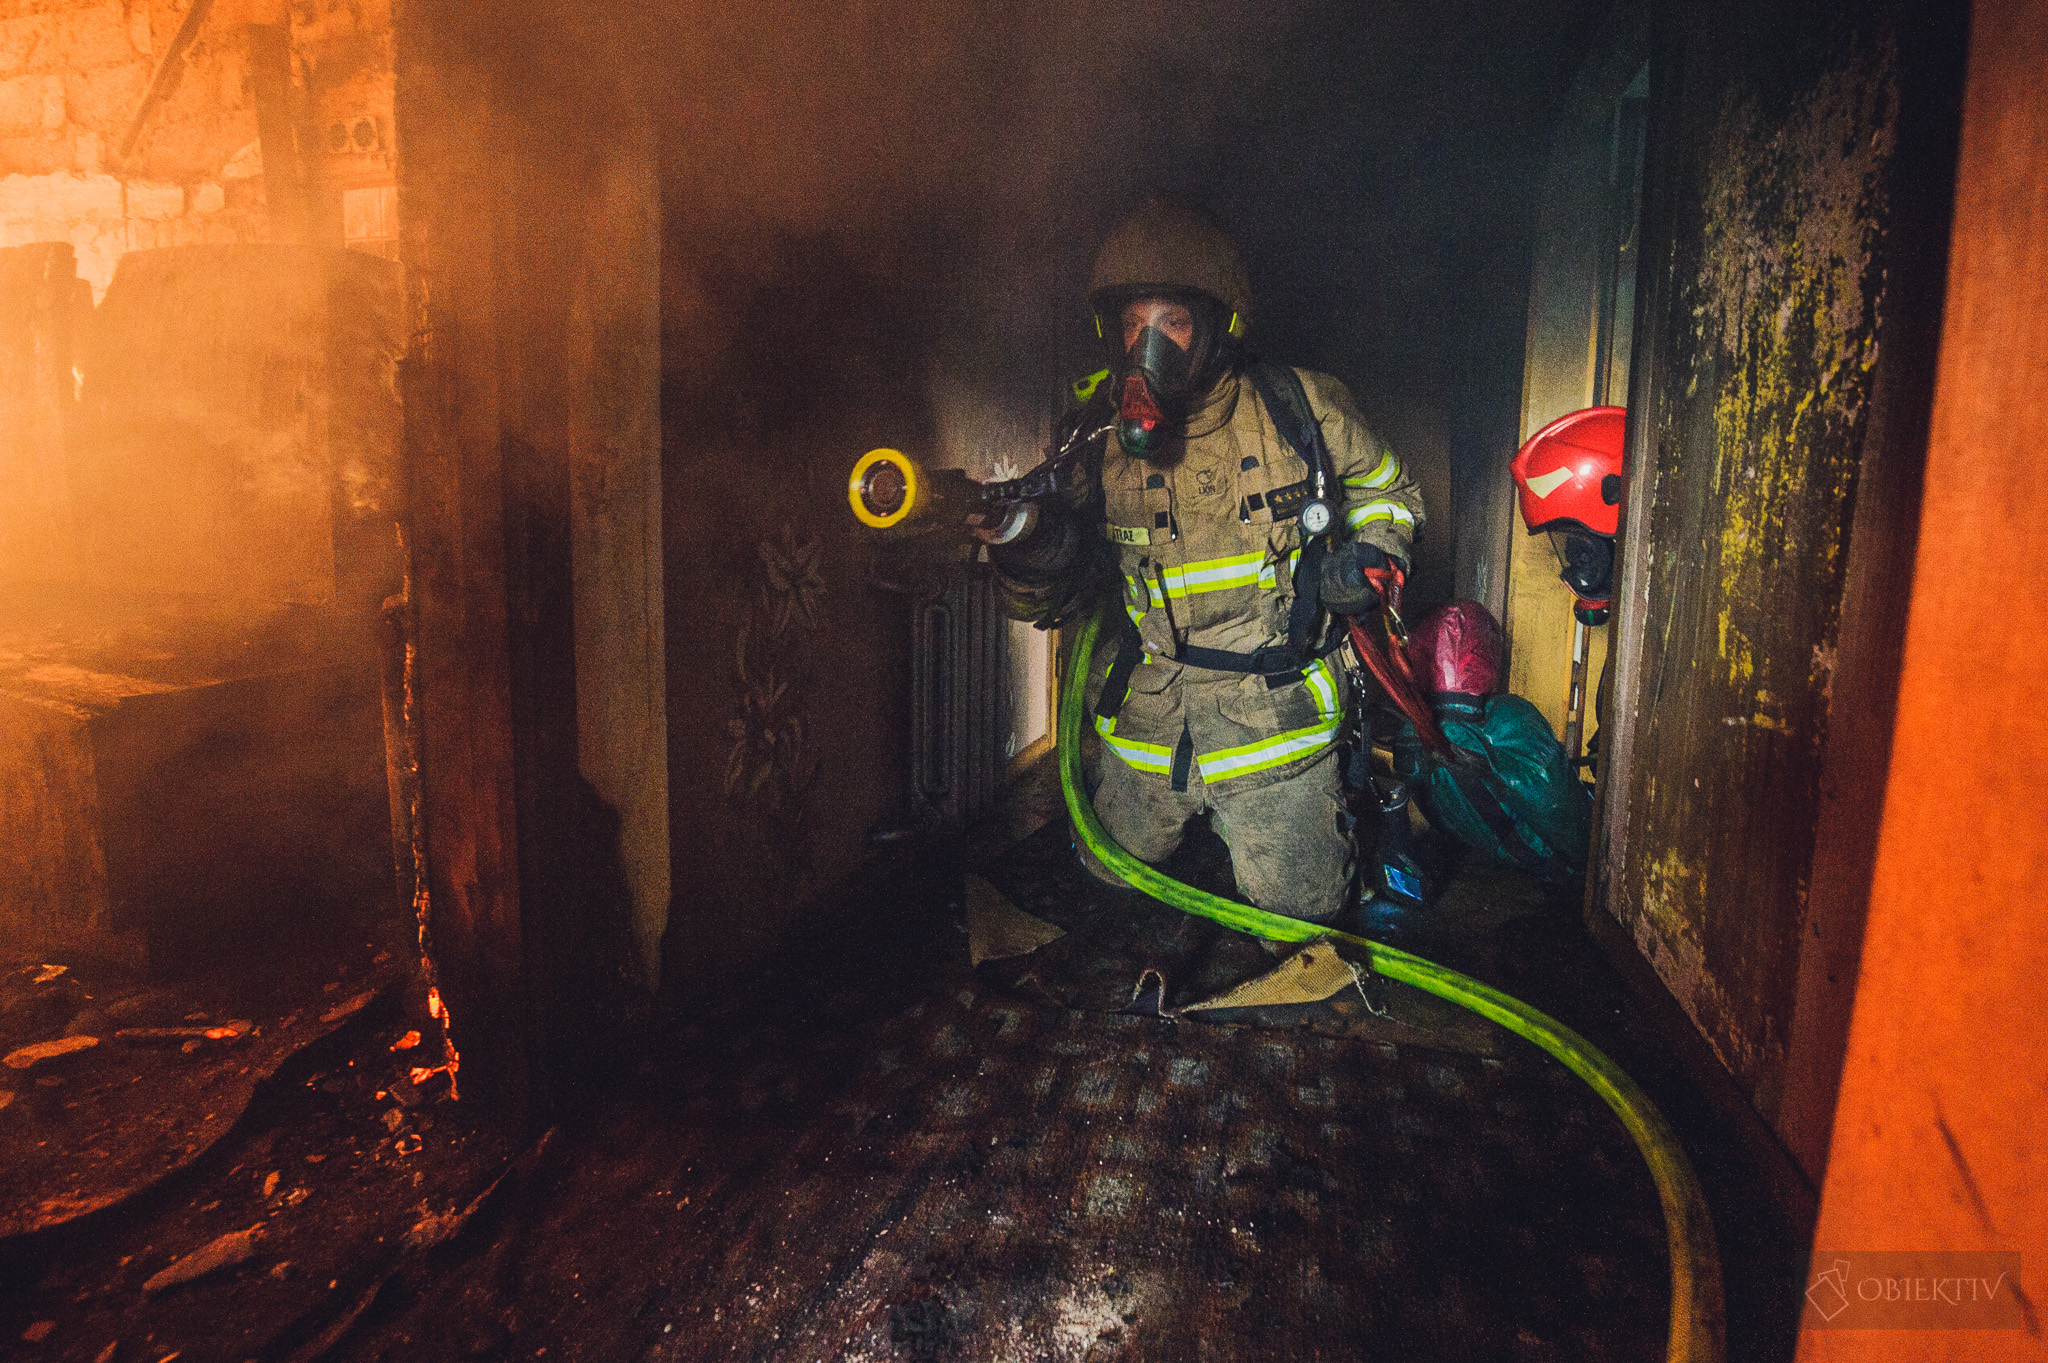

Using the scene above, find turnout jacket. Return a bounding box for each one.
[1004,366,1424,793]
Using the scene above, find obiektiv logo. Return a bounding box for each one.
[1801,1252,2028,1331]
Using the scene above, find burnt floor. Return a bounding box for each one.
[1,770,1809,1363]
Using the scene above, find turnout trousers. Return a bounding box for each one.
[1080,742,1355,922]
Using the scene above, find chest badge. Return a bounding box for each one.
[1194,468,1220,497]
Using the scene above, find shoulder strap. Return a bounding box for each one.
[1246,362,1338,657]
[1246,362,1330,483]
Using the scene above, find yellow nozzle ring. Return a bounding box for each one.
[849,448,919,529]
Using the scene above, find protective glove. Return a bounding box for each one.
[988,498,1082,584]
[1319,541,1405,615]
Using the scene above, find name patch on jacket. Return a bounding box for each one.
[1105,524,1151,546]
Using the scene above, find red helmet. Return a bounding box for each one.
[1510,406,1626,536]
[1403,600,1503,698]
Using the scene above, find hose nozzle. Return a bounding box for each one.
[849,448,921,528]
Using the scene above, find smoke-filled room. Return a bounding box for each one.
[0,0,2040,1359]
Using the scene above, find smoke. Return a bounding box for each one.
[639,0,1601,478]
[650,0,1320,400]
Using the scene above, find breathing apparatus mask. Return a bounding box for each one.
[1550,529,1615,622]
[1095,289,1239,460]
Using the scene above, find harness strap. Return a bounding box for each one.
[1095,613,1145,721]
[1348,614,1455,761]
[1175,621,1346,680]
[1247,363,1339,660]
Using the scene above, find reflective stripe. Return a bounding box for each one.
[1346,500,1416,531]
[1343,448,1402,492]
[1304,657,1339,721]
[1095,713,1174,773]
[1197,714,1343,783]
[1156,551,1267,599]
[1072,368,1111,403]
[1106,523,1151,545]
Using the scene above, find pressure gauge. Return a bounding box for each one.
[1299,499,1335,536]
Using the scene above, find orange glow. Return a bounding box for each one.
[391,1029,421,1050]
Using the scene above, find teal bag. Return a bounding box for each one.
[1390,694,1593,884]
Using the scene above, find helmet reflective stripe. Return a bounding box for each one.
[1094,713,1174,773]
[1342,448,1403,493]
[1346,500,1416,531]
[1523,466,1574,499]
[1196,713,1343,782]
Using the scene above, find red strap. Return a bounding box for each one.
[1348,610,1456,761]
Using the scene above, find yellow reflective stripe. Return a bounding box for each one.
[1305,657,1339,721]
[1258,560,1278,589]
[1158,552,1265,598]
[1095,713,1174,773]
[1125,597,1146,626]
[1197,714,1343,782]
[1346,500,1416,531]
[1343,448,1402,492]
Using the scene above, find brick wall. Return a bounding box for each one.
[0,0,394,297]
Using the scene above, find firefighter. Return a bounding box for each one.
[991,196,1424,923]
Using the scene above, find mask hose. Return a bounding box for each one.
[1057,605,1725,1363]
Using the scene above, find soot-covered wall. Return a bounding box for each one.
[653,0,1606,987]
[1601,0,1963,1163]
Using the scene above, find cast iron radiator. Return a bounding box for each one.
[911,559,1008,824]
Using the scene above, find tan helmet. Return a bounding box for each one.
[1089,195,1253,337]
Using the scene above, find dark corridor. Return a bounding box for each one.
[2,0,2042,1361]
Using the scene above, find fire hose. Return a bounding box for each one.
[1057,604,1726,1363]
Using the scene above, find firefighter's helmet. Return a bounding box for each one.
[1088,196,1251,458]
[1509,406,1626,537]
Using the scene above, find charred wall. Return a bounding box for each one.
[1601,0,1965,1162]
[393,0,667,1111]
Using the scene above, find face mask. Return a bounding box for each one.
[1116,325,1195,459]
[1550,530,1615,604]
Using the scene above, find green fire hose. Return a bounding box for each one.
[1057,607,1726,1363]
